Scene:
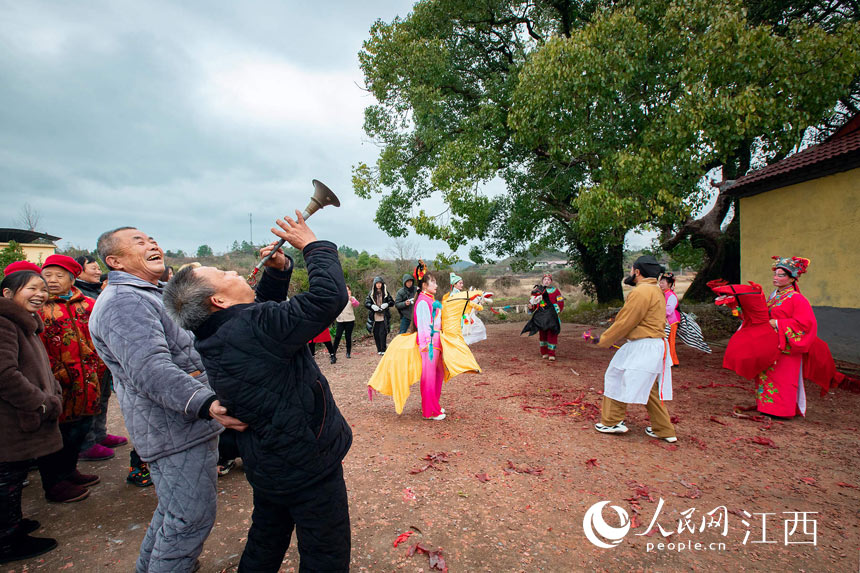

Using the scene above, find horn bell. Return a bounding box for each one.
[302,179,341,219]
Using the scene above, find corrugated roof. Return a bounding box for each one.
[727,117,860,197]
[0,228,61,244]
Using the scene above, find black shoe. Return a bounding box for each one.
[346,352,351,358]
[0,533,58,564]
[19,519,40,535]
[330,354,337,364]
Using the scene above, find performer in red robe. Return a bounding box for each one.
[711,257,843,418]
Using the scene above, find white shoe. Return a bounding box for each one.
[377,351,384,355]
[594,421,628,434]
[424,413,446,421]
[440,408,446,414]
[541,354,548,359]
[645,427,677,443]
[548,356,556,361]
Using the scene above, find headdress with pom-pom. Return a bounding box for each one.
[771,256,810,278]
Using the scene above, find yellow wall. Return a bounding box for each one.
[0,242,56,266]
[739,167,860,309]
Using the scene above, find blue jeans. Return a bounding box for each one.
[399,316,411,334]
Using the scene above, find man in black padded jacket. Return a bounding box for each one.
[163,211,351,572]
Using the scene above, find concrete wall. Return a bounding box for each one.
[739,167,860,362]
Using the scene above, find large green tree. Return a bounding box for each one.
[356,0,859,302]
[355,0,630,300]
[511,0,859,299]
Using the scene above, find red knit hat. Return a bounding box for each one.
[3,260,42,275]
[42,254,83,277]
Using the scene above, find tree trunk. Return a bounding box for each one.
[661,172,742,303]
[682,204,741,301]
[574,238,625,303]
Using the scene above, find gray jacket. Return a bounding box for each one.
[89,271,222,462]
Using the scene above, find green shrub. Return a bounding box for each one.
[461,270,486,289]
[553,269,580,287]
[494,275,517,289]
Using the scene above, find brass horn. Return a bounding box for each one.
[301,179,341,219]
[248,179,341,284]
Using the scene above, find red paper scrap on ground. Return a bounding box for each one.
[751,436,777,448]
[393,531,413,547]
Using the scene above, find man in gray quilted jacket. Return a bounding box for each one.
[89,227,247,573]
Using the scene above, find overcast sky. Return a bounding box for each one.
[1,1,654,262]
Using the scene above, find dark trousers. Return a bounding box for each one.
[37,416,93,490]
[372,321,387,353]
[81,371,111,451]
[0,460,30,541]
[239,466,350,573]
[333,321,354,355]
[399,316,411,334]
[218,429,241,462]
[308,341,334,356]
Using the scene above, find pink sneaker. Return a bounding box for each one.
[100,434,129,448]
[79,443,115,461]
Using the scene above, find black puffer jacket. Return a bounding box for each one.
[193,241,351,495]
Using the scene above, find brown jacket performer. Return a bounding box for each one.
[594,256,676,442]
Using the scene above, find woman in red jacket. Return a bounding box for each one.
[38,255,104,503]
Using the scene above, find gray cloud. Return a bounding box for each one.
[1,0,472,261]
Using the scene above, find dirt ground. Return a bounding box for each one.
[8,322,860,573]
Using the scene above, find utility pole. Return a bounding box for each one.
[249,213,253,246]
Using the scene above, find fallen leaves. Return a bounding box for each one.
[799,477,817,486]
[475,472,490,483]
[406,543,447,572]
[505,460,544,476]
[410,452,451,474]
[585,458,599,469]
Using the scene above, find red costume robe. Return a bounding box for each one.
[712,282,844,417]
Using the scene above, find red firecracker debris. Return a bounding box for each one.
[585,458,599,468]
[751,436,778,448]
[393,531,413,547]
[475,473,490,483]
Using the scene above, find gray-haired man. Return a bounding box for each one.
[89,227,247,573]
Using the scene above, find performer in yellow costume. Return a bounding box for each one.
[442,272,492,344]
[368,263,481,416]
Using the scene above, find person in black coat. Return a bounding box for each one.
[364,276,394,354]
[163,212,352,573]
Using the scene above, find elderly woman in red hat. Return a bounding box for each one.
[37,254,105,503]
[754,256,818,418]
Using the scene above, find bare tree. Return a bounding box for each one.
[386,238,419,263]
[387,238,420,279]
[17,203,41,231]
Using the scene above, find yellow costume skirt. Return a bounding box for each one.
[367,333,481,414]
